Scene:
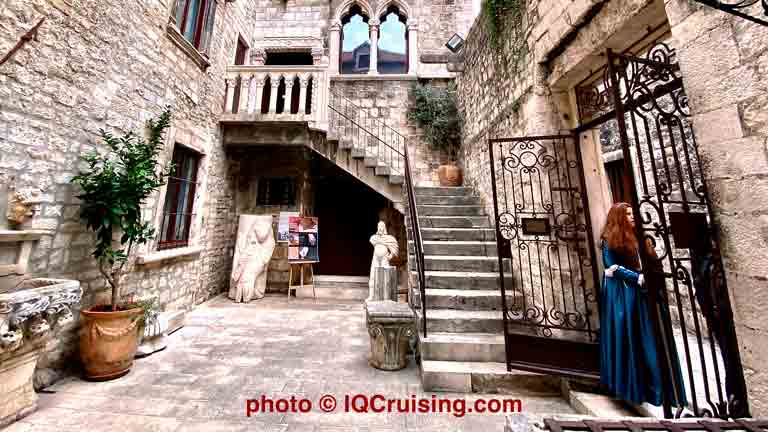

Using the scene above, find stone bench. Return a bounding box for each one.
[364,300,415,371]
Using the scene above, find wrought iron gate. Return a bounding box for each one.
[489,135,601,379]
[605,42,750,419]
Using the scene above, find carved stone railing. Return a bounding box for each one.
[221,65,329,132]
[0,278,82,427]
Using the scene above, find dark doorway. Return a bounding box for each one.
[313,159,387,276]
[265,52,314,66]
[604,159,633,204]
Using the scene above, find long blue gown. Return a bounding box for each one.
[599,241,687,407]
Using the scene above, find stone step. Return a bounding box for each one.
[417,205,485,217]
[414,271,511,290]
[419,332,505,363]
[412,288,508,311]
[409,241,497,256]
[389,175,404,185]
[375,165,391,176]
[363,156,379,168]
[416,195,481,206]
[339,137,354,149]
[350,147,366,158]
[409,216,491,228]
[420,360,561,394]
[418,228,496,242]
[415,255,509,272]
[417,308,505,333]
[295,275,368,300]
[415,186,474,197]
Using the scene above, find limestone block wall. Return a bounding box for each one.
[330,78,449,186]
[663,0,768,416]
[254,0,331,39]
[0,0,255,386]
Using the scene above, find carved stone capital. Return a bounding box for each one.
[251,47,267,66]
[0,279,82,355]
[6,189,41,227]
[364,300,415,371]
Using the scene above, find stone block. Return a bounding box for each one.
[727,272,768,333]
[364,300,415,371]
[698,136,768,180]
[692,105,744,146]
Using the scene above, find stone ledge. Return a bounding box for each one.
[330,74,418,82]
[136,246,204,265]
[165,21,210,71]
[0,230,51,242]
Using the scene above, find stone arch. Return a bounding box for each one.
[333,0,374,23]
[374,0,411,22]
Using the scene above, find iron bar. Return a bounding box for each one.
[692,0,768,26]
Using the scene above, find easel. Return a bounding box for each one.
[288,260,317,299]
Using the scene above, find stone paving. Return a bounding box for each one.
[3,294,574,432]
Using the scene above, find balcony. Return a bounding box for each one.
[221,65,329,132]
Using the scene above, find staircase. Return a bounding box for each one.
[410,186,560,395]
[308,90,407,211]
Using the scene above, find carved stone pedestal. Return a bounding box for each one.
[371,267,398,302]
[0,278,82,427]
[364,300,415,371]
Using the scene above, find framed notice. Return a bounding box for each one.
[288,216,319,262]
[277,211,299,243]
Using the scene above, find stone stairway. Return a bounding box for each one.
[409,186,561,395]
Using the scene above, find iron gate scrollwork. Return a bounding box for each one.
[605,42,750,419]
[489,135,601,378]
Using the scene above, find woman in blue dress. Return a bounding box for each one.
[599,202,687,407]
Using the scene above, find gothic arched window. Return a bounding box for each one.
[340,5,371,74]
[377,7,407,74]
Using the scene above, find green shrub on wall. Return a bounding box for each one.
[408,83,462,161]
[483,0,524,48]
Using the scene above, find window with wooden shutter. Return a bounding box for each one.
[172,0,216,51]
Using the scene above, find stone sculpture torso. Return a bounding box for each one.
[229,215,275,303]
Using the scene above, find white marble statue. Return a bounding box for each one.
[368,221,399,300]
[229,215,275,303]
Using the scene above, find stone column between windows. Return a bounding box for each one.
[285,76,295,114]
[329,21,342,75]
[407,22,418,75]
[368,19,380,76]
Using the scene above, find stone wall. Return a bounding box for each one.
[663,0,768,416]
[330,78,450,186]
[0,0,253,386]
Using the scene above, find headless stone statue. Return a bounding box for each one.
[229,215,275,302]
[368,221,399,301]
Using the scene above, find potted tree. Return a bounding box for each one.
[71,109,172,380]
[408,83,463,186]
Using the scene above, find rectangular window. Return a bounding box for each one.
[174,0,216,50]
[256,178,296,206]
[159,145,201,250]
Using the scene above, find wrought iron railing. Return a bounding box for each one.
[326,90,428,337]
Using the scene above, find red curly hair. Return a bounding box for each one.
[601,202,640,267]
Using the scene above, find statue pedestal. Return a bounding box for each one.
[371,267,397,302]
[364,300,415,371]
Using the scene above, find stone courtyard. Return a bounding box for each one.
[3,295,573,432]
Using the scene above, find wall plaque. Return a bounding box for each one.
[521,218,551,236]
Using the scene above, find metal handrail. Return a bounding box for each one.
[326,91,428,338]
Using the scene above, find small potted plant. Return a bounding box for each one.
[408,82,463,186]
[71,108,172,380]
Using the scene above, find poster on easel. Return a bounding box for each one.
[277,211,299,242]
[288,216,319,262]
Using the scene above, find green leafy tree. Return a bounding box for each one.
[72,109,172,310]
[408,83,463,161]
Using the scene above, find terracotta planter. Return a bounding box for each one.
[437,164,463,186]
[80,306,142,380]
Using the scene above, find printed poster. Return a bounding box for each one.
[288,216,319,262]
[277,211,299,242]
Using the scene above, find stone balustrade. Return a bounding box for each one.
[222,65,329,132]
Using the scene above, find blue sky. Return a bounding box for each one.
[342,13,406,54]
